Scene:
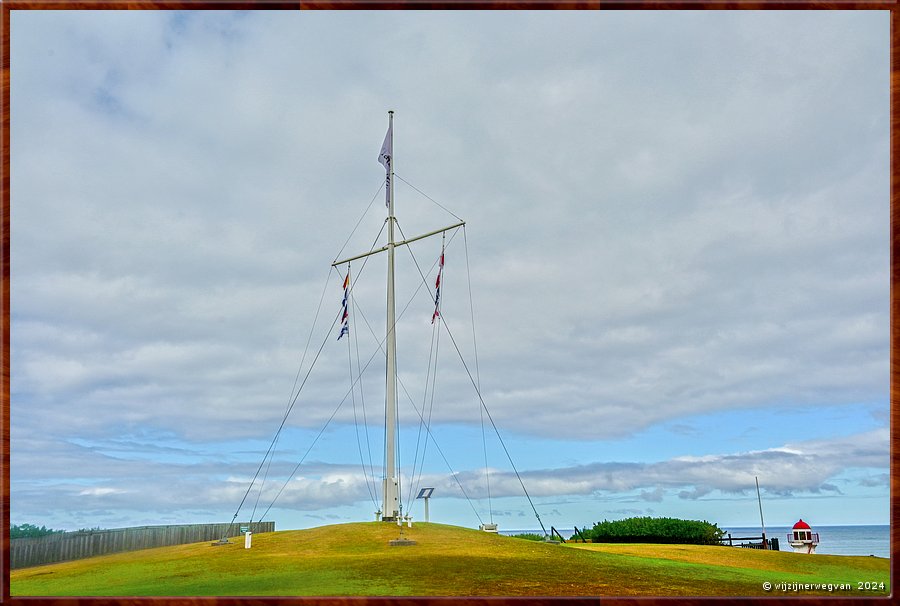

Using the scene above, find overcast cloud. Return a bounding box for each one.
[10,10,888,531]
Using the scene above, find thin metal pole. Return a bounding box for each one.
[383,110,400,521]
[756,476,767,549]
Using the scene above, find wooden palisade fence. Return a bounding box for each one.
[11,521,275,569]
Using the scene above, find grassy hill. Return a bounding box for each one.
[10,522,890,597]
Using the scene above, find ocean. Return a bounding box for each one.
[499,525,890,558]
[722,525,890,558]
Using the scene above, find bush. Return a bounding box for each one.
[10,524,65,539]
[509,533,545,542]
[76,526,104,533]
[588,517,724,545]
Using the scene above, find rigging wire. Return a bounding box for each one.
[407,316,437,506]
[398,222,548,536]
[464,226,493,525]
[252,223,389,521]
[345,264,379,509]
[231,221,388,532]
[408,312,441,509]
[225,295,341,539]
[256,366,365,524]
[250,267,335,523]
[239,187,493,527]
[347,246,483,525]
[350,273,379,506]
[396,367,402,520]
[256,223,398,524]
[393,173,463,222]
[406,233,444,508]
[251,218,439,523]
[333,180,386,265]
[256,247,480,524]
[439,314,548,536]
[389,222,485,523]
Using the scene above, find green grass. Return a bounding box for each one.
[10,522,891,597]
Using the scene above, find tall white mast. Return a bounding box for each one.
[756,476,767,549]
[383,110,400,521]
[331,111,464,524]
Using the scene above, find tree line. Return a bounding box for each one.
[11,524,103,539]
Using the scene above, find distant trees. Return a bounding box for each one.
[10,524,65,539]
[588,517,725,545]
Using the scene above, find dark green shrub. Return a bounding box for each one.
[588,517,724,545]
[509,533,545,542]
[10,524,65,539]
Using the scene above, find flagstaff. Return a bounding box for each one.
[332,111,464,523]
[383,110,400,521]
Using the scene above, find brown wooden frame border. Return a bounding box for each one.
[1,3,895,604]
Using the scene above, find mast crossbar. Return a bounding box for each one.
[332,220,465,267]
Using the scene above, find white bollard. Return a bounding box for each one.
[245,531,252,549]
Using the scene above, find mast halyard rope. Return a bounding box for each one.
[345,264,379,509]
[350,280,379,507]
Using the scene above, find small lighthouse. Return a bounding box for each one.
[788,519,819,554]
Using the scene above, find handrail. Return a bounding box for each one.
[549,526,567,543]
[572,526,589,543]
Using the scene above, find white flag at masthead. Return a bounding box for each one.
[378,123,392,207]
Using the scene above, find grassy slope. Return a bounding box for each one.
[10,522,890,597]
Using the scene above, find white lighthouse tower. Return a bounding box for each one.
[787,519,819,554]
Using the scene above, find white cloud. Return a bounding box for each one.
[10,427,886,530]
[10,10,888,528]
[78,487,129,497]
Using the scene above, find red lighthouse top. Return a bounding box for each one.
[792,519,811,530]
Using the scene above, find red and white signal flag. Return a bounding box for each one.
[432,249,444,324]
[338,270,350,340]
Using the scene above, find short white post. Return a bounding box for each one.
[424,496,430,522]
[244,531,252,549]
[406,515,412,528]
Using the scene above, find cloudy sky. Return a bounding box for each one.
[10,10,889,533]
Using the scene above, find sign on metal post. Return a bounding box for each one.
[416,488,434,499]
[417,488,434,523]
